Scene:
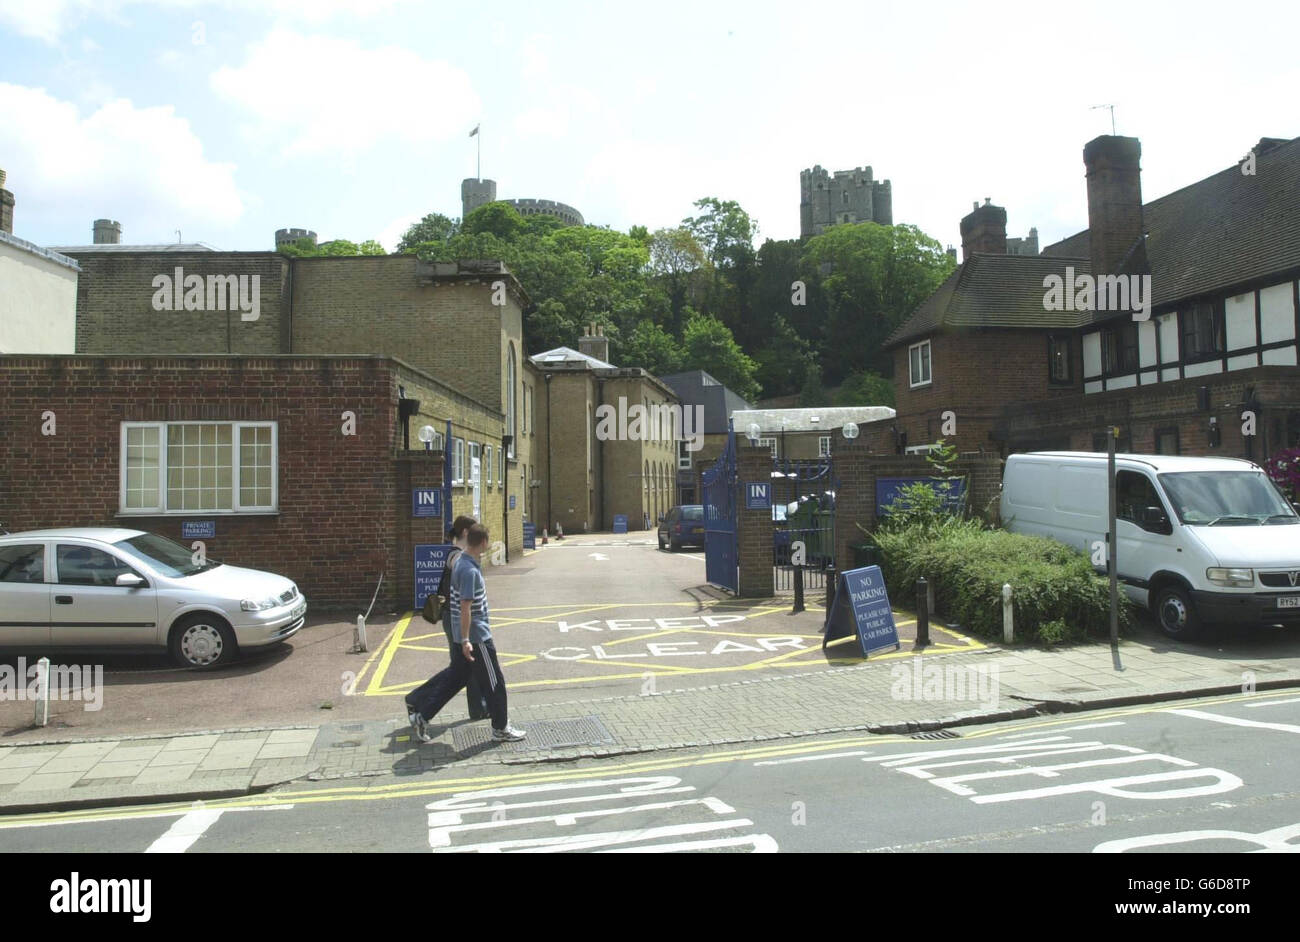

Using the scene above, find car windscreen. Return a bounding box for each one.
[114,532,221,576]
[1157,471,1298,526]
[681,506,704,521]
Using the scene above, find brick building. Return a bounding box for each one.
[530,327,681,532]
[0,170,79,354]
[877,133,1300,464]
[0,355,482,610]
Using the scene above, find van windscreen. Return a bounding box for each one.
[1158,471,1298,526]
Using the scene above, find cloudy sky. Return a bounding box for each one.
[2,0,1296,254]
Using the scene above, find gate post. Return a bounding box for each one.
[736,445,773,598]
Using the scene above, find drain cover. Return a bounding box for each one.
[452,715,615,752]
[911,729,961,740]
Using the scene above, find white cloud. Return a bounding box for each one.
[210,30,480,160]
[377,212,422,253]
[0,83,244,240]
[0,0,414,43]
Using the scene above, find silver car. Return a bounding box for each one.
[0,527,306,669]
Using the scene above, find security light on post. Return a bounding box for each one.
[418,425,435,452]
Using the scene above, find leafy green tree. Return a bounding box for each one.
[617,320,686,377]
[798,361,829,407]
[682,312,760,401]
[683,197,759,342]
[461,201,527,241]
[649,227,709,335]
[277,237,386,257]
[396,213,459,253]
[834,369,895,408]
[799,222,954,382]
[753,313,817,400]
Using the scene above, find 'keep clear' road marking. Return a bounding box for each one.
[425,776,776,853]
[756,735,1242,804]
[1167,708,1300,735]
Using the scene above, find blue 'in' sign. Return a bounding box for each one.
[412,487,442,518]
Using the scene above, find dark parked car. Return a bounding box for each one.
[658,505,706,551]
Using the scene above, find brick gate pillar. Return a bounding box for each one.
[736,443,772,598]
[834,437,876,569]
[395,450,446,612]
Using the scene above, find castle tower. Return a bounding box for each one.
[461,178,497,220]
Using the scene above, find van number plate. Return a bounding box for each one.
[1278,597,1300,609]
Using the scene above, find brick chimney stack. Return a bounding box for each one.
[0,169,14,235]
[577,323,610,364]
[1083,135,1145,276]
[959,198,1007,260]
[93,218,122,244]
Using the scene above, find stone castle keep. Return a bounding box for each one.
[461,178,584,227]
[799,165,893,237]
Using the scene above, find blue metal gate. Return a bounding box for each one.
[702,423,738,592]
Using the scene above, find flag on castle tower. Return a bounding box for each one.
[469,124,479,138]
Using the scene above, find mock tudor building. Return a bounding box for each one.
[877,134,1300,463]
[530,326,681,532]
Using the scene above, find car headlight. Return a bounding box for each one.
[240,597,280,612]
[1206,567,1254,587]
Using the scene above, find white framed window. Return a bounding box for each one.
[453,438,465,484]
[818,435,831,457]
[499,447,505,490]
[469,442,481,486]
[758,437,778,458]
[678,439,692,470]
[119,421,277,514]
[485,445,494,486]
[909,340,932,388]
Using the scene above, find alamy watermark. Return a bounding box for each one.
[151,267,261,321]
[1043,265,1151,321]
[594,396,705,452]
[0,657,104,711]
[890,655,999,709]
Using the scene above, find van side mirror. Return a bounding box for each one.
[1141,506,1171,533]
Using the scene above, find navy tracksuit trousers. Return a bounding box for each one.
[406,639,508,731]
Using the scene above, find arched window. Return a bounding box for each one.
[506,344,517,459]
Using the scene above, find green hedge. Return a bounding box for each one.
[872,521,1130,643]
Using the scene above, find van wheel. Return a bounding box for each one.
[658,535,666,550]
[169,614,237,669]
[1153,585,1201,641]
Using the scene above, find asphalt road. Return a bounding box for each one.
[3,690,1298,853]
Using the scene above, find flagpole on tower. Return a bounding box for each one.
[470,123,481,179]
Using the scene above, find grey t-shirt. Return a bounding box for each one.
[448,552,492,644]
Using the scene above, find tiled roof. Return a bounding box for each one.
[530,345,616,369]
[890,135,1300,346]
[884,253,1091,348]
[731,405,895,432]
[50,242,221,253]
[1040,135,1300,320]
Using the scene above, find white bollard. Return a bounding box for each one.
[354,615,368,653]
[35,656,50,727]
[1002,583,1014,644]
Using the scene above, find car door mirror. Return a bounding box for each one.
[1141,506,1171,533]
[116,572,145,588]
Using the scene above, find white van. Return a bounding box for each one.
[1000,452,1300,639]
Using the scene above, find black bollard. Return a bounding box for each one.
[916,577,930,648]
[793,564,805,613]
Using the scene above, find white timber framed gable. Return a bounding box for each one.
[1081,275,1300,393]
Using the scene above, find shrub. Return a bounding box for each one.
[872,522,1129,644]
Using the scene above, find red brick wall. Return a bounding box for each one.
[0,355,427,612]
[892,330,1082,453]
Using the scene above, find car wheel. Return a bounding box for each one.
[169,613,237,669]
[1153,584,1201,641]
